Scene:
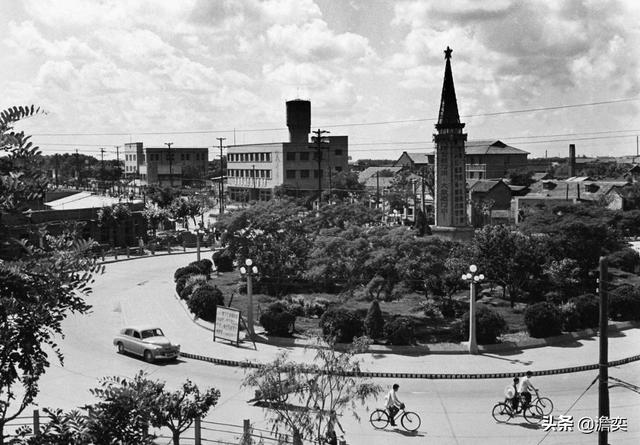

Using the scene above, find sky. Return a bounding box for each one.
[1,0,639,162]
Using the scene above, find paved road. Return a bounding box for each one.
[24,253,640,444]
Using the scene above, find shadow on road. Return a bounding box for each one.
[481,353,533,367]
[378,428,426,438]
[498,421,543,430]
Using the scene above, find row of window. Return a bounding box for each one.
[227,152,272,163]
[285,150,343,161]
[227,169,272,179]
[125,153,206,162]
[284,167,343,179]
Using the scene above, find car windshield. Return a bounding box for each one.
[141,328,164,339]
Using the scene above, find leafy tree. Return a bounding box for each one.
[1,105,102,444]
[14,408,93,445]
[142,202,171,237]
[242,337,381,445]
[385,170,414,213]
[364,300,385,339]
[324,171,365,201]
[97,203,132,247]
[150,379,221,445]
[310,201,381,231]
[216,199,312,295]
[506,168,535,187]
[170,196,202,228]
[543,259,581,302]
[146,186,179,208]
[413,208,431,236]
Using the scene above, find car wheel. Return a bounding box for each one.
[144,350,154,363]
[116,343,125,354]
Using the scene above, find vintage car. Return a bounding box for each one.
[113,325,180,363]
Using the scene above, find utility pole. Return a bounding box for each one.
[376,171,380,209]
[312,128,329,208]
[74,149,80,190]
[217,137,226,214]
[165,142,174,187]
[100,148,106,193]
[115,145,121,193]
[54,153,59,188]
[598,256,609,445]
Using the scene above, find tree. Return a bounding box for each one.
[150,379,221,445]
[242,337,381,445]
[1,105,102,445]
[385,170,414,214]
[142,202,171,237]
[170,197,202,228]
[216,199,312,295]
[506,168,535,187]
[364,300,385,339]
[147,186,179,208]
[97,202,132,247]
[310,201,381,231]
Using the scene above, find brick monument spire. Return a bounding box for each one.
[433,46,468,228]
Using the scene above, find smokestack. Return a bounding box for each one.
[569,144,576,177]
[286,100,311,143]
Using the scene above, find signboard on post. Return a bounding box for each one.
[214,307,241,346]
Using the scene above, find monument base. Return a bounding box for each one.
[430,225,475,242]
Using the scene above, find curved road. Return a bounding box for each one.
[26,253,640,444]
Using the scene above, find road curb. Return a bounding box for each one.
[178,351,640,379]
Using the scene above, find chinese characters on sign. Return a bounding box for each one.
[214,306,241,345]
[542,415,628,434]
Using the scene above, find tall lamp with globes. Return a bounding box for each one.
[239,259,258,339]
[462,265,485,354]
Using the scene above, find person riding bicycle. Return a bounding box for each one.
[518,371,538,410]
[504,377,520,411]
[385,383,404,426]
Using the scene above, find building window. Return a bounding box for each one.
[286,170,296,179]
[334,149,343,156]
[266,170,271,179]
[266,153,271,162]
[314,170,323,178]
[286,152,296,161]
[300,152,309,161]
[300,170,310,178]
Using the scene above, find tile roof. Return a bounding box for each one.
[469,179,503,193]
[465,140,529,155]
[358,166,403,182]
[524,180,629,201]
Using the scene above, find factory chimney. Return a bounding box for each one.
[569,144,576,177]
[286,100,311,143]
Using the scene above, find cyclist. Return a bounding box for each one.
[518,371,538,409]
[504,377,520,411]
[385,383,404,426]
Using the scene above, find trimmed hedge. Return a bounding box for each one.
[384,316,415,345]
[189,259,213,276]
[174,265,201,282]
[364,300,385,339]
[259,302,296,336]
[561,294,599,331]
[524,302,562,338]
[320,308,364,343]
[187,285,225,322]
[212,250,234,272]
[609,285,640,321]
[459,305,507,344]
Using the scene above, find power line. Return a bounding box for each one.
[28,96,640,137]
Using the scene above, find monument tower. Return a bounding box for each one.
[433,46,469,231]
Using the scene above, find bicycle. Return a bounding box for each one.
[492,394,544,424]
[369,406,421,432]
[531,390,553,416]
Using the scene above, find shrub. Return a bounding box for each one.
[384,317,415,345]
[608,285,640,321]
[189,259,213,276]
[524,302,562,338]
[175,276,188,296]
[364,300,385,339]
[421,299,444,320]
[607,248,640,273]
[561,294,599,331]
[319,308,364,343]
[212,250,234,272]
[187,285,225,322]
[259,302,296,336]
[174,265,201,282]
[439,299,465,319]
[459,305,507,344]
[180,275,207,300]
[304,298,329,318]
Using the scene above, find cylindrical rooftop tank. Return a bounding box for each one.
[286,99,311,143]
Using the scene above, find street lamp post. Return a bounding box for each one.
[240,259,258,339]
[462,265,485,354]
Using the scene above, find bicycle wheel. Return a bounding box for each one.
[370,409,390,429]
[492,403,513,423]
[401,411,421,432]
[535,397,553,416]
[524,404,544,424]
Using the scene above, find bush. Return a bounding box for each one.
[421,299,444,320]
[212,250,234,272]
[439,299,465,319]
[561,294,599,331]
[607,248,640,273]
[609,285,640,321]
[304,298,329,318]
[524,302,562,338]
[189,259,213,276]
[384,317,415,345]
[259,302,296,336]
[459,305,507,344]
[175,276,188,296]
[364,300,385,339]
[319,308,364,343]
[187,285,225,322]
[174,265,202,282]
